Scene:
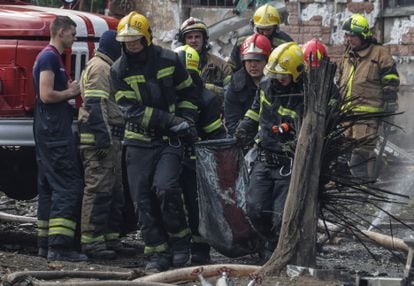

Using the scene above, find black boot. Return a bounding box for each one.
[191,242,211,265]
[47,247,88,262]
[172,249,190,267]
[84,249,116,260]
[82,241,116,260]
[107,240,136,257]
[169,234,190,267]
[145,252,171,273]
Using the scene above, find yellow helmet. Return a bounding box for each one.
[116,12,152,44]
[264,42,305,82]
[253,4,281,28]
[174,45,201,75]
[342,13,372,39]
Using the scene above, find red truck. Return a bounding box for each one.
[0,0,118,200]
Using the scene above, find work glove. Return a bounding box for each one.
[169,119,191,136]
[234,127,249,147]
[168,116,187,129]
[169,116,199,141]
[95,148,110,160]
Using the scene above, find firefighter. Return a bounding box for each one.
[302,38,328,68]
[110,12,199,272]
[338,14,399,180]
[224,33,272,136]
[228,3,293,72]
[174,45,227,265]
[234,42,305,262]
[78,30,133,259]
[32,16,87,262]
[176,17,232,99]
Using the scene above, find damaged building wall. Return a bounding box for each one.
[112,0,414,146]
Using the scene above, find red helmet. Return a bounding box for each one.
[240,33,272,62]
[302,38,328,67]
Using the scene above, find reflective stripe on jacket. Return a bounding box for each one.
[238,77,303,154]
[110,45,198,146]
[224,68,258,136]
[338,43,400,113]
[78,51,124,147]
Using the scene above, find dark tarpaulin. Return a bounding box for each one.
[195,138,259,257]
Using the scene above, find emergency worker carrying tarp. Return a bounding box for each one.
[111,12,199,272]
[175,45,227,264]
[235,42,305,262]
[194,138,259,258]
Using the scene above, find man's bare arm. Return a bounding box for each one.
[39,70,80,104]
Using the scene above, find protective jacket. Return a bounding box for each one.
[338,43,399,113]
[110,45,198,147]
[198,88,227,140]
[237,76,303,154]
[228,30,293,72]
[200,51,232,93]
[78,51,124,147]
[224,68,258,135]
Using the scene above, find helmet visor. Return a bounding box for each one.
[264,63,291,80]
[242,53,267,61]
[116,25,144,42]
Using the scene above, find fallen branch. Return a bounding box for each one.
[3,270,142,285]
[359,229,409,253]
[133,264,261,284]
[317,220,409,253]
[0,211,36,223]
[317,220,346,245]
[28,280,172,286]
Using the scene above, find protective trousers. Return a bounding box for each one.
[80,139,125,252]
[246,160,290,247]
[180,160,210,255]
[36,128,83,249]
[126,144,191,255]
[345,119,379,181]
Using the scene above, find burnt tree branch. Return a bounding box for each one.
[261,59,337,276]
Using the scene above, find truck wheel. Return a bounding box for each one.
[0,146,38,200]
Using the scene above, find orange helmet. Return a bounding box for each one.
[302,38,328,67]
[240,33,272,62]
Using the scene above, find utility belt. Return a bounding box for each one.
[257,148,293,176]
[183,144,195,160]
[127,122,159,138]
[111,125,125,139]
[257,148,291,167]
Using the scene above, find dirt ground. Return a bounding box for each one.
[0,191,412,286]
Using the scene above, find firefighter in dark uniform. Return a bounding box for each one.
[33,15,87,262]
[228,3,293,72]
[235,42,305,262]
[110,12,199,272]
[174,45,227,265]
[176,17,232,101]
[224,33,272,136]
[78,30,133,259]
